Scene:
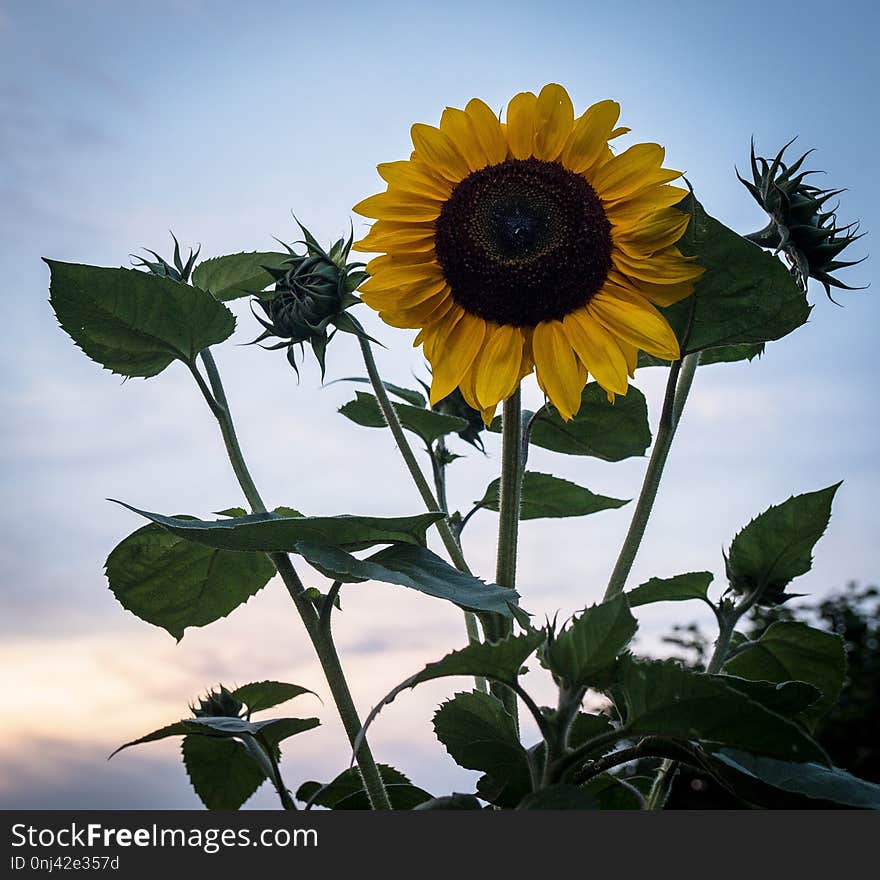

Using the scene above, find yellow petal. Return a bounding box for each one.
[355,224,434,254]
[534,83,574,161]
[532,321,585,420]
[410,123,471,182]
[604,184,689,221]
[561,99,620,173]
[591,143,680,201]
[505,91,537,159]
[353,189,443,222]
[377,160,452,199]
[440,107,489,172]
[360,276,448,308]
[613,208,692,257]
[381,293,455,330]
[465,98,508,165]
[422,304,464,361]
[612,246,704,284]
[359,259,443,290]
[474,324,526,408]
[589,284,680,361]
[428,312,487,403]
[630,276,697,307]
[562,310,629,395]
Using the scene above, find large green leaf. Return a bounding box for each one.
[433,691,530,797]
[339,391,468,445]
[546,595,638,690]
[296,765,431,810]
[626,572,714,608]
[724,622,846,728]
[191,251,289,301]
[182,735,266,810]
[477,472,628,520]
[105,522,276,640]
[639,342,765,369]
[355,632,546,750]
[710,748,880,809]
[493,383,650,461]
[517,785,598,809]
[231,681,317,715]
[113,503,444,552]
[713,675,821,718]
[726,484,840,603]
[614,657,827,763]
[46,260,235,377]
[293,542,518,616]
[659,197,810,354]
[582,774,643,809]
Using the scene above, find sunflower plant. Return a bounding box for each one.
[45,84,877,811]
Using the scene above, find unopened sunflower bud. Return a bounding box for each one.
[131,232,200,283]
[190,685,244,719]
[251,222,370,377]
[738,139,866,299]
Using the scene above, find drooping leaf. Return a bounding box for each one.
[332,377,427,408]
[710,748,880,809]
[339,391,468,445]
[517,785,598,809]
[477,472,629,520]
[490,382,650,461]
[46,260,235,377]
[231,681,318,715]
[724,621,846,728]
[182,735,266,810]
[726,484,841,604]
[659,196,810,354]
[355,632,546,751]
[614,657,827,764]
[191,252,290,301]
[113,503,444,553]
[294,542,518,616]
[105,523,276,640]
[296,765,431,810]
[626,572,714,608]
[433,691,530,797]
[546,595,638,690]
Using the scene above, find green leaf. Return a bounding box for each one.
[293,542,518,616]
[113,503,444,553]
[105,523,276,640]
[356,632,545,750]
[182,735,266,810]
[724,621,846,728]
[332,377,427,408]
[111,715,319,756]
[569,712,615,749]
[726,483,841,603]
[517,785,598,809]
[477,471,629,520]
[296,765,431,810]
[659,197,810,354]
[191,252,290,301]
[231,681,317,715]
[46,260,235,377]
[546,595,638,690]
[626,572,714,608]
[639,342,765,369]
[614,657,827,763]
[713,675,821,718]
[710,748,880,809]
[433,691,530,792]
[339,391,468,445]
[582,774,643,809]
[494,383,650,461]
[412,794,483,810]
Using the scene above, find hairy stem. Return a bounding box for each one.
[358,337,483,651]
[190,350,391,810]
[604,352,700,599]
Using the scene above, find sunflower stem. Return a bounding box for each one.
[357,337,486,661]
[192,350,392,811]
[493,387,524,727]
[604,352,700,600]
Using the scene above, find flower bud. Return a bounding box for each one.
[190,685,244,719]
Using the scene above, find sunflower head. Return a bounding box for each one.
[739,139,866,300]
[190,685,244,719]
[353,84,702,421]
[252,224,367,377]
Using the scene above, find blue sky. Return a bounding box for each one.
[1,0,878,808]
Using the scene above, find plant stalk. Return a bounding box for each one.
[604,352,700,599]
[191,350,392,810]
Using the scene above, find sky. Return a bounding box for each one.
[1,0,878,809]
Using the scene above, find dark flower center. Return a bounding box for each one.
[433,158,612,327]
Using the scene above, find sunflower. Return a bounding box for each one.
[353,84,702,422]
